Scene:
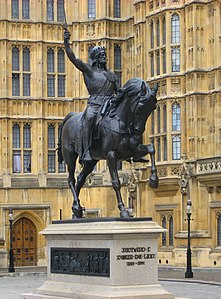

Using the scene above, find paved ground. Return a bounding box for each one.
[0,267,221,299]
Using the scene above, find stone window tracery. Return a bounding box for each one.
[13,123,32,173]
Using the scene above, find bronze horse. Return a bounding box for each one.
[58,77,158,218]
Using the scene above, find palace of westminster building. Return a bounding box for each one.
[0,0,220,269]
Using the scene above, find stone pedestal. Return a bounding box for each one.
[20,218,187,299]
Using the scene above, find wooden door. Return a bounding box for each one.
[12,217,37,266]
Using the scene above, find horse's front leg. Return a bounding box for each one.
[107,151,130,218]
[146,143,158,188]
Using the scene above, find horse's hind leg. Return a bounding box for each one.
[107,151,130,218]
[146,143,158,188]
[65,151,83,218]
[75,160,98,198]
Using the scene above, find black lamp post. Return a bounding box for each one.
[8,208,15,273]
[185,199,193,278]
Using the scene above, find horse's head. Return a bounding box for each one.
[126,79,158,135]
[113,78,158,135]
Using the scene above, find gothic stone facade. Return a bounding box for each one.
[0,0,220,268]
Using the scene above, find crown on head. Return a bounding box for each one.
[90,46,106,61]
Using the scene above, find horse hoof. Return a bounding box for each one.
[72,207,83,218]
[120,209,130,218]
[149,177,159,189]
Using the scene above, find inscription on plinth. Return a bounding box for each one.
[116,246,156,267]
[51,248,110,277]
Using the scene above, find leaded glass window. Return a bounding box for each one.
[47,48,54,72]
[57,49,65,73]
[22,0,30,19]
[151,111,155,134]
[12,74,20,96]
[172,135,181,160]
[157,137,161,162]
[12,47,20,71]
[172,103,180,131]
[169,216,174,246]
[23,74,30,96]
[162,17,166,45]
[157,106,160,133]
[151,53,154,77]
[114,0,121,18]
[156,51,160,75]
[48,124,55,173]
[114,45,121,70]
[218,214,221,246]
[47,75,55,97]
[58,75,65,97]
[23,47,30,71]
[162,216,166,246]
[12,0,19,19]
[163,137,167,161]
[57,0,64,22]
[156,19,160,47]
[47,0,54,21]
[171,47,180,72]
[88,0,96,18]
[150,21,154,48]
[13,124,20,148]
[171,13,180,44]
[163,49,166,73]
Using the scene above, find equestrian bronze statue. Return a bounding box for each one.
[58,30,159,218]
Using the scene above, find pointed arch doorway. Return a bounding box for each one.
[12,217,37,266]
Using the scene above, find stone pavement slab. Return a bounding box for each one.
[0,272,221,299]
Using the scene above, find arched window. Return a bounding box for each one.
[114,45,122,86]
[169,215,174,246]
[162,216,166,246]
[172,102,181,131]
[47,49,55,97]
[23,47,30,71]
[47,48,54,72]
[48,124,55,172]
[57,49,65,97]
[23,124,31,148]
[217,213,221,246]
[57,49,65,73]
[23,124,31,172]
[12,47,20,71]
[114,0,121,18]
[114,45,121,70]
[171,13,180,44]
[58,124,66,172]
[172,135,181,160]
[88,0,96,18]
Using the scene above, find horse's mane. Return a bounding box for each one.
[116,77,145,101]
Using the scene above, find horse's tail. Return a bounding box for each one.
[57,112,75,163]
